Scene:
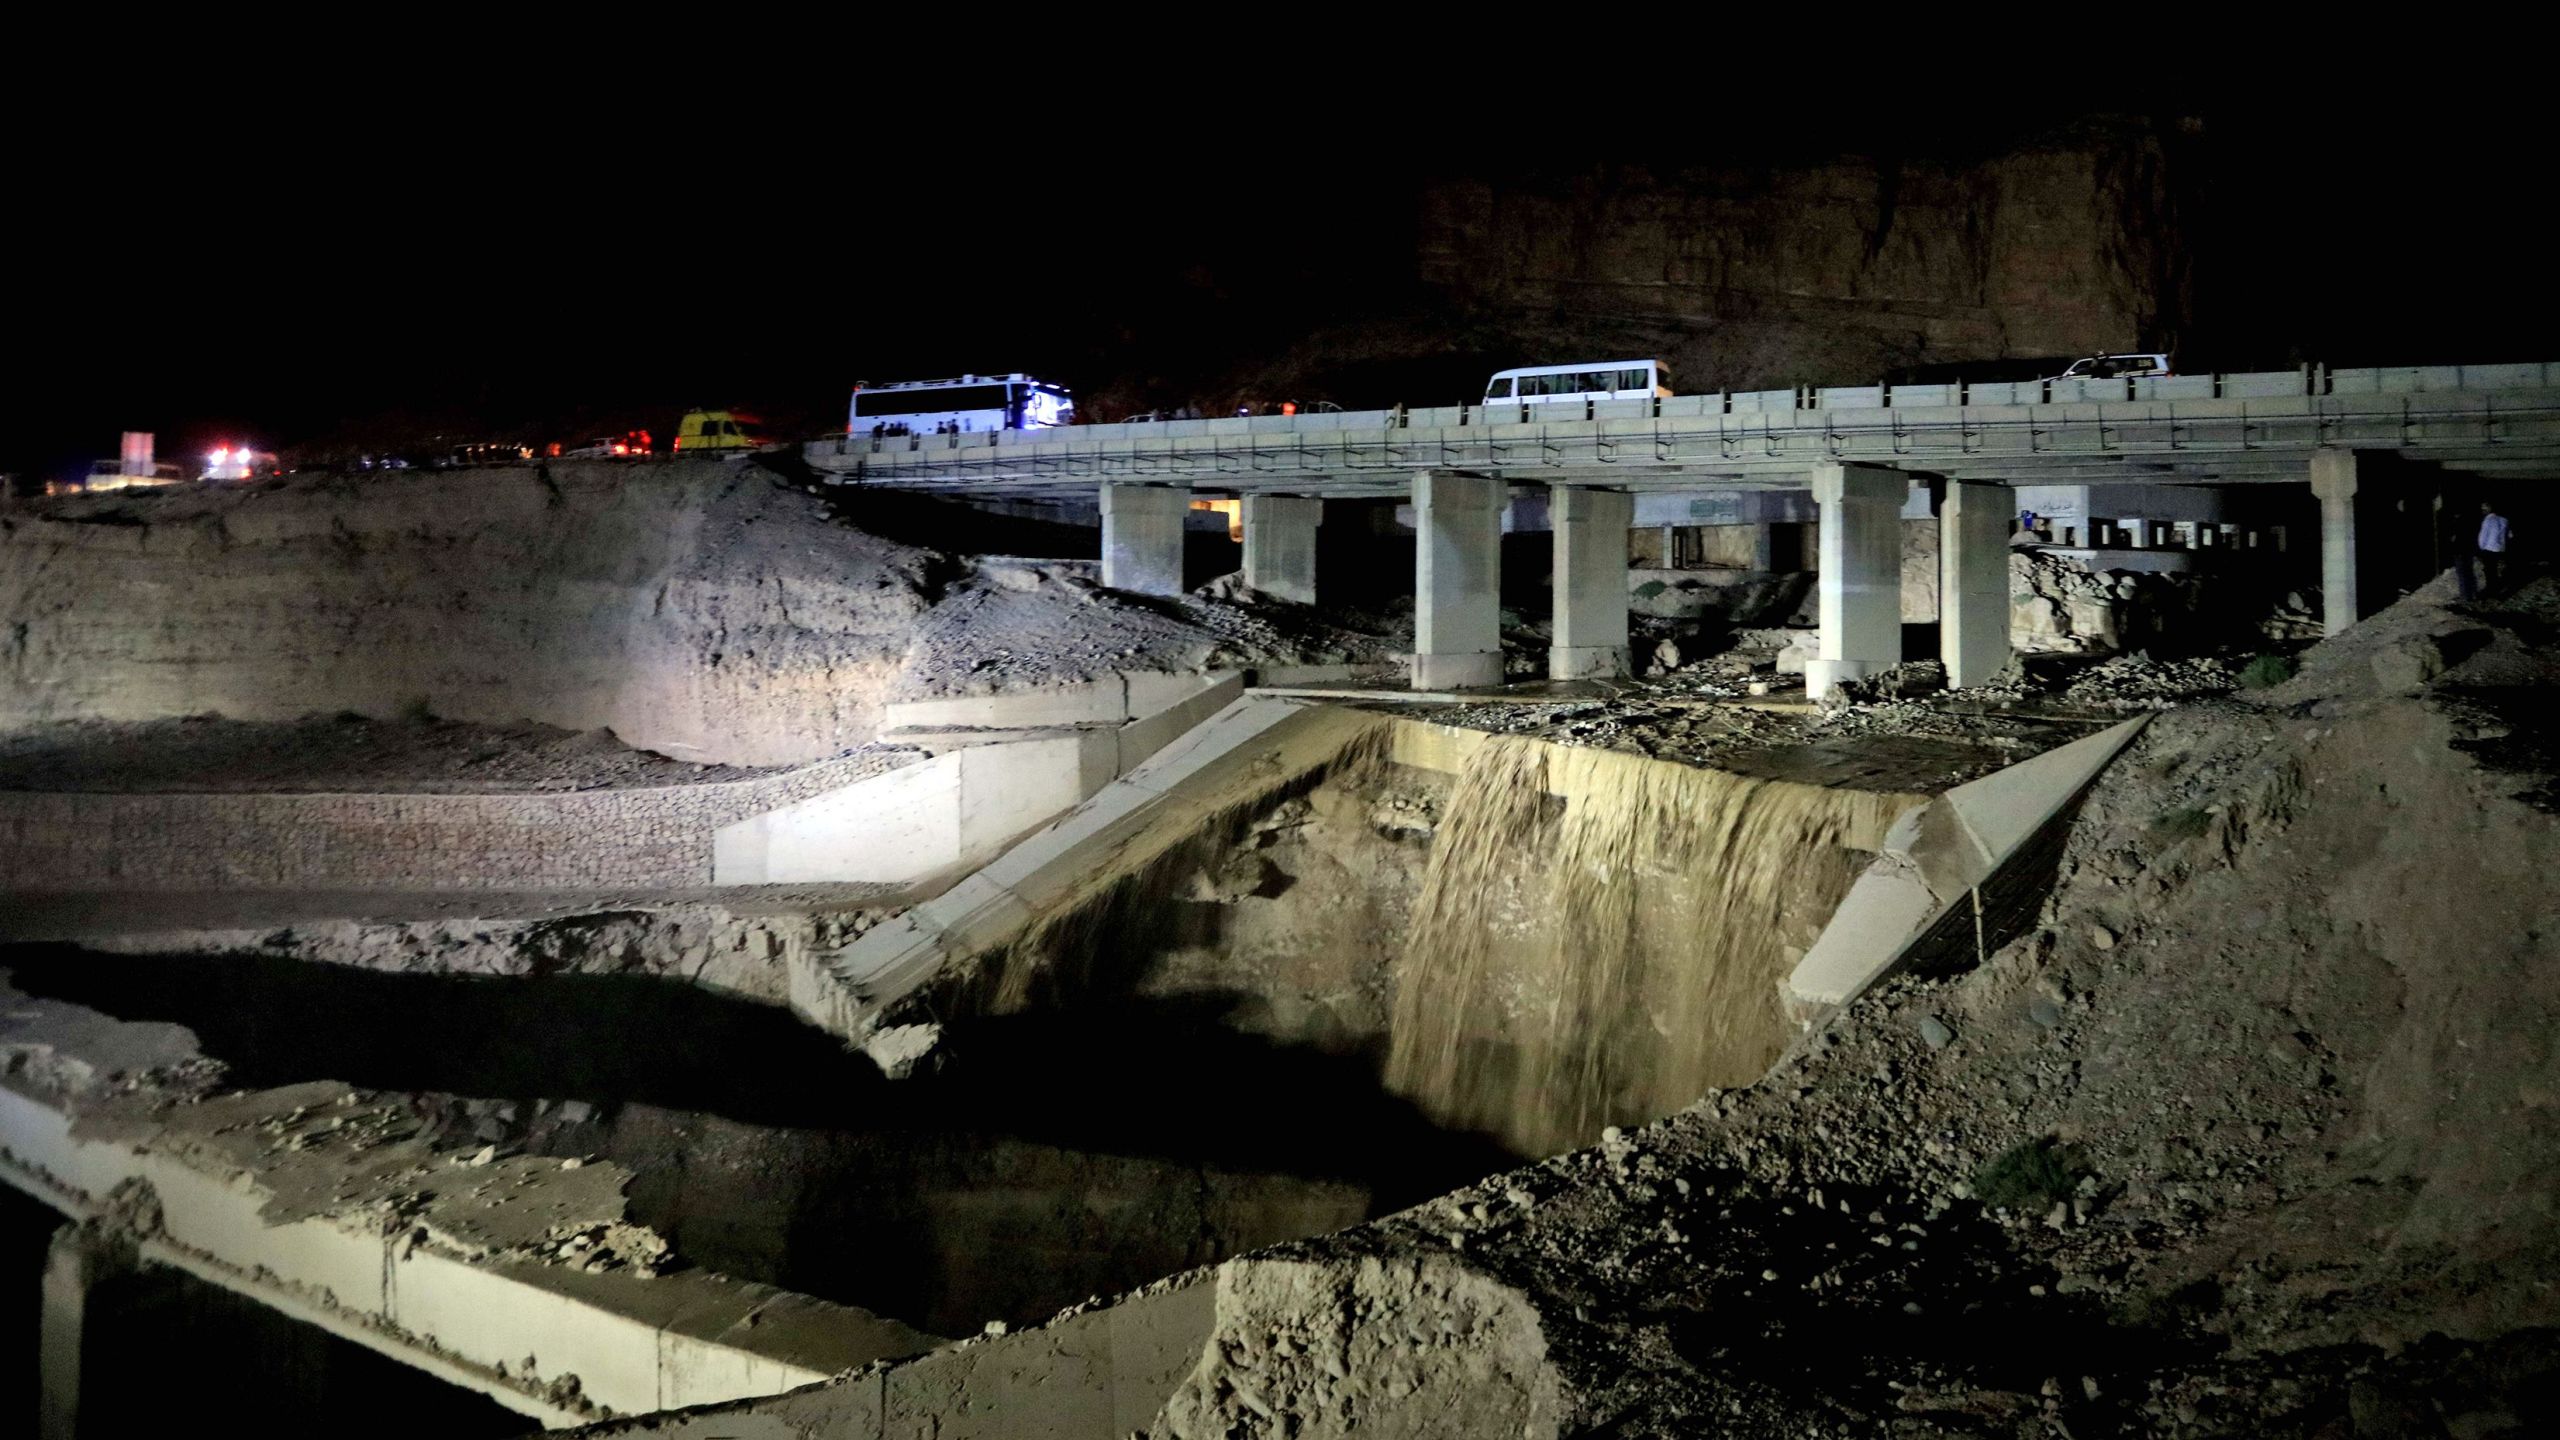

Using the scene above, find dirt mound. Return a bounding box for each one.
[888,558,1399,701]
[1152,1255,1565,1439]
[0,463,935,765]
[1227,577,2560,1434]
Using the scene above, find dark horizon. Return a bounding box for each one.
[6,96,2549,482]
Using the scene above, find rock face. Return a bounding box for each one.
[0,463,935,765]
[1418,122,2188,390]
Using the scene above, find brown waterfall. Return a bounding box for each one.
[1384,735,1921,1157]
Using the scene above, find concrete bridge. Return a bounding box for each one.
[809,363,2560,696]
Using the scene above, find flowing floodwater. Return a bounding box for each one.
[1385,735,1921,1156]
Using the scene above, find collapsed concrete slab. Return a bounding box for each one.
[0,980,939,1427]
[789,698,1392,1053]
[563,1248,1563,1440]
[1784,715,2149,1018]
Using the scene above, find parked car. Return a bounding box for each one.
[2048,353,2174,382]
[561,431,651,459]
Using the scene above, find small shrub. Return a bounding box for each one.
[2237,653,2298,689]
[397,694,436,724]
[2149,806,2214,843]
[1973,1137,2090,1211]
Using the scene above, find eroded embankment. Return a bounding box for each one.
[0,463,936,764]
[0,466,1398,767]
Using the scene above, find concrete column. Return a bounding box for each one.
[1806,463,1907,700]
[2309,449,2360,635]
[1100,484,1188,596]
[1749,523,1779,571]
[1940,480,2013,689]
[1550,486,1633,679]
[43,1225,132,1440]
[1413,471,1505,689]
[1240,495,1321,606]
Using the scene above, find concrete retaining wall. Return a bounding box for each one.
[567,1274,1220,1438]
[716,670,1271,889]
[0,748,920,892]
[0,670,1306,895]
[0,1071,934,1428]
[713,736,1116,888]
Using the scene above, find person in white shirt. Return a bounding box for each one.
[2478,502,2511,597]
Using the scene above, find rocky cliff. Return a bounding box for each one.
[1175,120,2191,415]
[1416,124,2188,391]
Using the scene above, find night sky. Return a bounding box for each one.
[5,75,2547,485]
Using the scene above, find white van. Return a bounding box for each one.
[2048,353,2173,382]
[1483,360,1671,406]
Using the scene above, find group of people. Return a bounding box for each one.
[868,420,972,439]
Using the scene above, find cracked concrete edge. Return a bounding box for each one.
[1785,716,2150,1015]
[0,981,940,1426]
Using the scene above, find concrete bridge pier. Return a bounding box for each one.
[1241,495,1322,605]
[1806,463,1907,700]
[1101,484,1190,596]
[1940,479,2014,688]
[1413,471,1506,689]
[2310,449,2362,635]
[1550,485,1633,679]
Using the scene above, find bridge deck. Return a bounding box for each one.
[809,364,2560,499]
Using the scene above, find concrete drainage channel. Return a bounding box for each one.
[2,691,2140,1435]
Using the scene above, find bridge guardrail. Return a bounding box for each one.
[810,362,2560,464]
[809,393,2560,488]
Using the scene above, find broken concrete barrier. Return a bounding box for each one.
[1785,716,2149,1018]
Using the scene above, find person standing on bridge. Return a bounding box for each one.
[2478,501,2511,597]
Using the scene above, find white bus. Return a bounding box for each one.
[849,373,1075,436]
[1482,360,1672,406]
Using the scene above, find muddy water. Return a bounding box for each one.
[1384,736,1921,1156]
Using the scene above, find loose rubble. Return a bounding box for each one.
[1206,575,2560,1435]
